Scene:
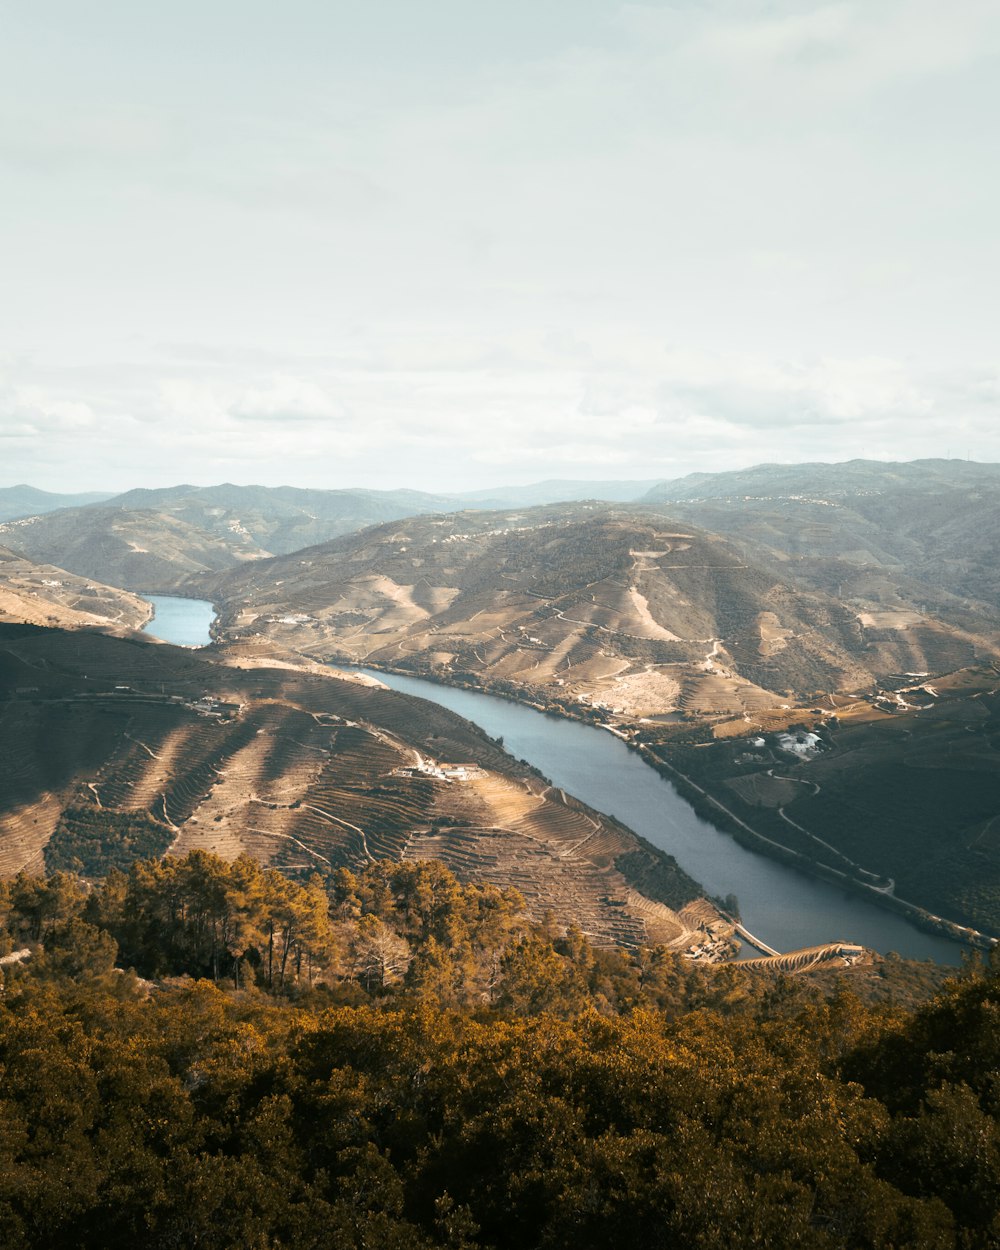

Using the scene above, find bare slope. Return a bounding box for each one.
[194,503,998,724]
[0,623,718,950]
[0,546,150,632]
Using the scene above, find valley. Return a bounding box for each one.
[190,496,1000,738]
[2,460,999,963]
[9,12,1000,1238]
[365,666,967,964]
[179,469,1000,949]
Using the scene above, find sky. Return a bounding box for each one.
[1,0,999,493]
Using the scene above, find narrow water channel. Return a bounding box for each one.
[362,669,965,966]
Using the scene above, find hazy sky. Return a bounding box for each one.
[2,1,999,492]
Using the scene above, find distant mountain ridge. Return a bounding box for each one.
[456,478,662,506]
[639,459,1000,613]
[642,458,1000,502]
[0,485,114,522]
[0,480,660,591]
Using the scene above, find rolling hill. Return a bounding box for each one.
[101,483,464,556]
[0,481,656,592]
[193,502,998,724]
[0,503,266,592]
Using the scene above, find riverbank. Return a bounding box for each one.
[351,661,992,957]
[638,741,994,954]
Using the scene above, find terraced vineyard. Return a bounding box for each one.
[0,623,720,951]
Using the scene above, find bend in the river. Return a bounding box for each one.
[135,597,967,966]
[361,669,966,966]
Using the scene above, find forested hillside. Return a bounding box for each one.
[639,662,1000,937]
[0,854,993,1250]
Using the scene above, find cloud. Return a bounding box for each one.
[622,1,1000,106]
[228,377,348,424]
[0,385,96,438]
[2,3,999,489]
[651,353,934,431]
[3,340,999,493]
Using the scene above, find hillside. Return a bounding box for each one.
[0,623,717,951]
[0,546,150,632]
[0,504,265,591]
[103,483,465,557]
[639,662,1000,936]
[0,485,462,592]
[193,502,1000,724]
[104,480,658,537]
[0,482,654,591]
[0,860,994,1248]
[643,459,1000,615]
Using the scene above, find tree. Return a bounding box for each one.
[352,917,412,992]
[7,871,86,944]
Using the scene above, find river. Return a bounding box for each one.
[361,669,965,965]
[136,596,964,963]
[141,595,216,648]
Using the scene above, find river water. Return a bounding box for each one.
[141,595,216,648]
[362,669,965,965]
[136,595,964,963]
